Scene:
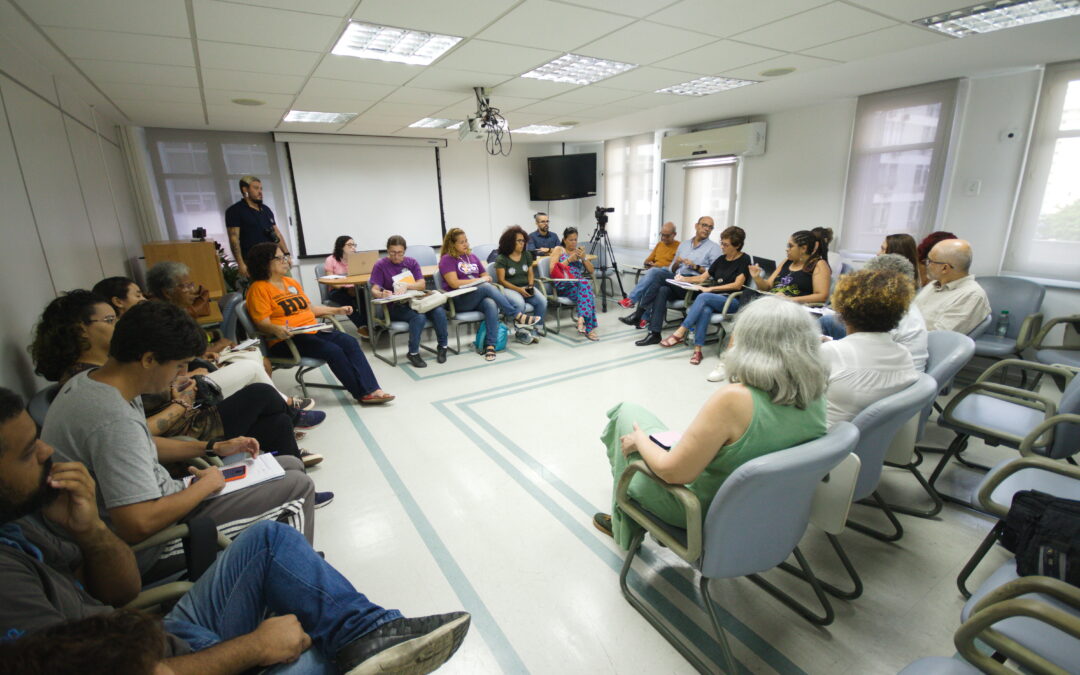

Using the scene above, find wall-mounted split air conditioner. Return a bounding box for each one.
[660,122,766,162]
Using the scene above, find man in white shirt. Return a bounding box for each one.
[914,238,991,335]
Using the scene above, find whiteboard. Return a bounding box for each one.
[287,142,443,255]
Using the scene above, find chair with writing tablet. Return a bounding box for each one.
[535,255,578,335]
[369,293,436,367]
[405,245,438,267]
[433,267,485,355]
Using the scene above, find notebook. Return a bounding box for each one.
[183,453,285,499]
[346,250,379,276]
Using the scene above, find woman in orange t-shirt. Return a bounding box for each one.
[245,243,394,405]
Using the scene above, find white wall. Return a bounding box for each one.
[0,57,141,397]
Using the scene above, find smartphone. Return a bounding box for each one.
[649,431,683,450]
[221,465,247,482]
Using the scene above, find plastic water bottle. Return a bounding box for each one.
[995,310,1009,338]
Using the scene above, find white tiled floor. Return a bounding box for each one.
[277,309,1035,674]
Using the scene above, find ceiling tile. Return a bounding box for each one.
[75,59,199,87]
[406,67,511,93]
[802,24,948,62]
[198,42,321,75]
[577,21,716,64]
[395,127,454,138]
[194,0,342,52]
[732,2,896,52]
[484,94,542,111]
[477,0,635,51]
[435,40,560,76]
[596,66,698,92]
[340,115,406,134]
[434,99,488,117]
[220,0,355,17]
[559,0,683,18]
[383,87,472,107]
[45,28,195,67]
[615,92,680,108]
[845,0,970,23]
[206,104,286,124]
[548,86,639,105]
[275,121,349,133]
[23,0,191,38]
[720,53,838,80]
[653,39,784,74]
[574,102,648,118]
[298,77,396,100]
[514,99,591,116]
[491,77,580,98]
[649,0,829,38]
[201,68,306,94]
[364,100,444,118]
[99,83,202,104]
[506,111,561,127]
[352,0,521,37]
[313,55,424,85]
[203,89,295,107]
[291,94,378,112]
[113,99,206,124]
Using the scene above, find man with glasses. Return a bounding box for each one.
[618,221,680,310]
[526,213,560,255]
[913,238,990,334]
[225,175,289,280]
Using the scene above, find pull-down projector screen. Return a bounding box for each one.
[286,141,443,256]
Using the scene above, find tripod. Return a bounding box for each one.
[586,224,627,313]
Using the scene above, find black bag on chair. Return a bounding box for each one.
[1000,490,1080,585]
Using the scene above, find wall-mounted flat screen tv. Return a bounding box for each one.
[528,153,597,201]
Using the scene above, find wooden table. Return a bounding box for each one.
[317,265,440,288]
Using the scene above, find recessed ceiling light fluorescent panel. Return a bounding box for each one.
[409,118,462,128]
[514,124,574,134]
[283,110,358,123]
[522,53,637,85]
[332,21,462,65]
[657,76,758,96]
[914,0,1080,37]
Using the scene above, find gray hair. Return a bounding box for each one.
[723,296,828,409]
[865,253,915,281]
[146,261,190,298]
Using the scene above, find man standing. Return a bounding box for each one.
[0,387,471,674]
[526,213,560,255]
[225,175,289,278]
[913,238,991,334]
[619,217,721,333]
[618,221,680,309]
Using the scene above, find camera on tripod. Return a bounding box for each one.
[594,206,614,228]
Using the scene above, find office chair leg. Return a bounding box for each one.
[878,456,944,518]
[926,434,979,507]
[618,532,720,675]
[957,523,1003,599]
[778,533,863,600]
[746,546,835,626]
[700,577,740,675]
[847,491,904,542]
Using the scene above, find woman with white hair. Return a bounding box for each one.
[593,297,828,548]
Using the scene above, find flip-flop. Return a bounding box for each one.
[576,317,586,334]
[586,330,600,341]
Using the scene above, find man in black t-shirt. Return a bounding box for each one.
[225,175,289,279]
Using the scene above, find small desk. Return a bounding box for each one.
[317,265,440,288]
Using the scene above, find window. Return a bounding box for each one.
[1004,61,1080,282]
[681,159,737,242]
[144,129,283,252]
[604,133,657,247]
[840,80,958,254]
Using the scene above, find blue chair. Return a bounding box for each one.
[974,276,1045,384]
[535,256,578,335]
[471,243,496,264]
[432,266,485,354]
[616,422,859,674]
[1032,313,1080,374]
[405,245,438,267]
[369,296,436,367]
[28,383,61,428]
[217,292,243,342]
[967,313,993,340]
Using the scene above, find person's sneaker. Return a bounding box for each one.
[436,345,448,364]
[618,297,635,309]
[337,612,471,675]
[314,491,334,509]
[638,319,647,329]
[593,513,613,538]
[707,363,727,382]
[294,409,326,429]
[407,353,427,368]
[301,450,323,468]
[357,326,370,340]
[291,397,316,411]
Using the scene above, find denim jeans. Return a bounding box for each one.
[501,287,547,325]
[628,266,672,304]
[387,303,449,354]
[819,313,848,340]
[163,521,401,674]
[646,284,678,334]
[327,287,368,330]
[453,284,518,347]
[681,293,740,346]
[270,330,380,399]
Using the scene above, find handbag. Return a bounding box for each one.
[550,261,573,279]
[409,291,447,313]
[192,374,224,408]
[1001,490,1080,585]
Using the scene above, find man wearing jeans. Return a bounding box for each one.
[0,387,470,674]
[618,221,679,309]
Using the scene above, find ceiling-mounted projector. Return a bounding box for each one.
[458,115,486,142]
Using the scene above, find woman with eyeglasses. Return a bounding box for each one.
[747,229,831,305]
[494,225,546,329]
[28,290,314,464]
[323,235,369,335]
[369,234,449,368]
[549,227,599,341]
[246,242,395,405]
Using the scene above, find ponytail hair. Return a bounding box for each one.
[791,229,827,272]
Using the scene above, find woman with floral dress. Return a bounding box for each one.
[549,227,598,341]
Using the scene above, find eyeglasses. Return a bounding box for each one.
[516,238,526,243]
[345,243,357,249]
[272,255,291,262]
[179,282,197,291]
[926,258,951,268]
[87,316,117,325]
[660,232,675,238]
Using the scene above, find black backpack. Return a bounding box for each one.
[1000,490,1080,585]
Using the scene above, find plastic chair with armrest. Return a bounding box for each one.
[405,245,438,267]
[535,256,577,335]
[368,293,436,366]
[1032,313,1080,376]
[432,266,485,354]
[967,313,993,340]
[217,292,243,343]
[471,243,496,264]
[126,516,231,612]
[615,422,859,674]
[973,276,1045,375]
[313,264,337,305]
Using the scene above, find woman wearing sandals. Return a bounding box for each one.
[549,228,599,341]
[439,228,541,362]
[658,226,750,364]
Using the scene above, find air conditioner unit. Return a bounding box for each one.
[660,122,766,162]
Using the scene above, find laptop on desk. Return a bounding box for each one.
[346,250,379,276]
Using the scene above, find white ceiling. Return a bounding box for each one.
[6,0,1080,142]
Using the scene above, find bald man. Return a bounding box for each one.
[913,238,991,334]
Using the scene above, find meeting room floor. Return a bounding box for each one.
[278,306,1027,675]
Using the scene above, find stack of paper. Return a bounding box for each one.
[183,454,285,499]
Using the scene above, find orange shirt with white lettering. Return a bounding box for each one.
[246,277,316,344]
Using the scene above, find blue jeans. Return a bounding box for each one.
[327,287,368,330]
[164,521,401,673]
[681,293,739,346]
[819,313,847,339]
[387,303,449,354]
[270,330,380,399]
[628,266,672,304]
[452,284,518,347]
[501,287,547,325]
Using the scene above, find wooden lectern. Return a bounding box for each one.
[142,240,226,325]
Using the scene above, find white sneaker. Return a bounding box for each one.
[706,364,726,382]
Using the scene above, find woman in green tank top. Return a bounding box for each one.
[595,297,829,550]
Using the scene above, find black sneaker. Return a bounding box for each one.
[407,353,427,368]
[635,332,662,346]
[314,491,334,509]
[436,345,448,364]
[337,612,471,675]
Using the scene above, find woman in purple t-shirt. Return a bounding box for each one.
[438,228,540,361]
[370,235,449,368]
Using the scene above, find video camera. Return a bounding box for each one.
[594,206,614,228]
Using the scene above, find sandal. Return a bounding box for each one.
[689,350,703,365]
[514,313,541,327]
[586,330,600,342]
[659,333,685,348]
[593,512,613,537]
[483,345,496,361]
[576,316,586,334]
[358,391,395,405]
